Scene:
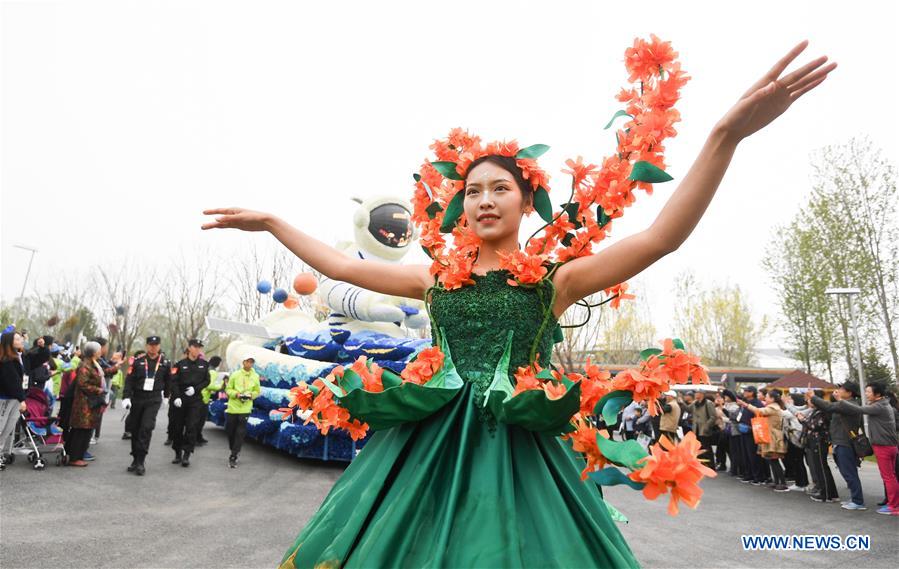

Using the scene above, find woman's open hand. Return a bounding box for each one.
[717,40,836,143]
[201,208,272,232]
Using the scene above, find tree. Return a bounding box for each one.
[94,264,156,353]
[672,272,767,367]
[809,137,899,380]
[594,300,656,365]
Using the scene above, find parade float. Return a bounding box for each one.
[207,195,431,462]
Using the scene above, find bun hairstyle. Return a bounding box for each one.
[465,155,534,207]
[768,388,786,410]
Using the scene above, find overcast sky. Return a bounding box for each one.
[2,1,897,349]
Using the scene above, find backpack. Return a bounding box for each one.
[782,412,803,447]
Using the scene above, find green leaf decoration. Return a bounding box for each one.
[588,467,646,490]
[604,110,633,130]
[535,369,555,381]
[595,389,633,425]
[595,432,649,470]
[605,502,629,524]
[431,161,464,180]
[628,161,674,183]
[597,206,612,229]
[421,245,433,259]
[515,143,550,160]
[561,232,575,247]
[640,348,662,361]
[427,333,464,389]
[552,323,564,344]
[672,338,685,351]
[307,383,321,397]
[562,202,582,229]
[501,379,581,435]
[413,173,421,182]
[439,190,465,233]
[425,201,443,219]
[533,186,554,223]
[338,368,363,394]
[322,377,345,398]
[484,331,516,410]
[337,329,463,430]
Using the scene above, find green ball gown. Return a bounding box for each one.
[280,271,641,568]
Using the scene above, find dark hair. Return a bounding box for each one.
[0,332,19,362]
[813,389,825,398]
[209,356,222,368]
[839,381,860,398]
[464,155,534,206]
[768,388,786,409]
[868,382,888,397]
[93,337,108,347]
[790,393,805,406]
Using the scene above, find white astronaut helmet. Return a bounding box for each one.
[351,196,419,262]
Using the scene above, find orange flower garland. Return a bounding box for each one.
[629,431,718,515]
[412,35,687,300]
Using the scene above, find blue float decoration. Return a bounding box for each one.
[272,288,288,303]
[256,280,273,294]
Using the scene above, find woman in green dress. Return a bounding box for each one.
[203,40,834,568]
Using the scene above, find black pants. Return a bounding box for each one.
[170,402,203,453]
[768,457,786,485]
[741,432,771,481]
[225,413,249,456]
[167,401,176,438]
[194,403,209,441]
[728,435,744,476]
[784,441,808,487]
[806,436,839,499]
[125,396,161,461]
[715,431,729,469]
[65,428,92,461]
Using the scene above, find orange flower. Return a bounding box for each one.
[287,383,316,412]
[276,407,293,420]
[304,387,349,436]
[543,381,567,400]
[349,356,384,393]
[611,367,668,415]
[604,282,635,309]
[512,364,542,396]
[580,358,613,415]
[340,418,369,442]
[628,431,717,516]
[564,417,609,479]
[624,34,679,83]
[498,250,548,285]
[563,156,598,188]
[401,346,445,386]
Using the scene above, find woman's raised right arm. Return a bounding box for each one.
[202,208,433,301]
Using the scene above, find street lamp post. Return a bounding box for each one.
[825,287,868,433]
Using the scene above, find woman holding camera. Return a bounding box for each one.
[65,341,107,467]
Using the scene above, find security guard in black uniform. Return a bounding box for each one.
[121,336,171,475]
[169,339,210,467]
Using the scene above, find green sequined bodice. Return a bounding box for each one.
[429,270,557,397]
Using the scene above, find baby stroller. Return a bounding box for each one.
[9,386,66,470]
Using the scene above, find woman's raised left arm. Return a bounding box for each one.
[554,41,836,314]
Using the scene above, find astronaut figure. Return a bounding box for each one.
[318,196,428,330]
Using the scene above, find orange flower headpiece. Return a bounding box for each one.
[411,35,689,292]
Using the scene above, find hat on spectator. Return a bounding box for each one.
[146,336,161,345]
[188,338,204,348]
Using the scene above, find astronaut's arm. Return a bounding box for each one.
[319,277,407,323]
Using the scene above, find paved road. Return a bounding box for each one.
[1,405,897,568]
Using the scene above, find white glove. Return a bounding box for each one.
[173,398,182,408]
[184,386,195,396]
[122,398,131,410]
[367,301,406,323]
